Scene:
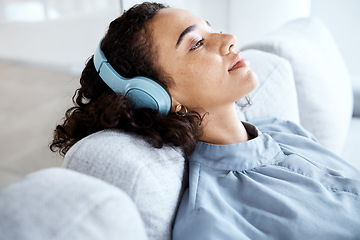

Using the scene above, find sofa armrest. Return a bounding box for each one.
[0,168,147,240]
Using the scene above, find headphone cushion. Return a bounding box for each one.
[126,88,159,110]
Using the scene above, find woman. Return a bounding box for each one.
[51,2,360,239]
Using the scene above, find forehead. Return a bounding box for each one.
[150,8,204,44]
[152,8,202,26]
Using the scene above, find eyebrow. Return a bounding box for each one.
[176,24,197,48]
[175,21,211,48]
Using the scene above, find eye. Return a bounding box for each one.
[190,39,204,51]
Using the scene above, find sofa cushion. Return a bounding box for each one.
[242,18,353,155]
[63,130,186,240]
[0,168,147,240]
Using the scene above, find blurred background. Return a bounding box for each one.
[0,0,359,189]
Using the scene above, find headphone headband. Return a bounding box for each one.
[93,39,172,115]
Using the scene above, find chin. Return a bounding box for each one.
[244,69,259,94]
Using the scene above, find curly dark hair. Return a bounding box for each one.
[50,2,203,157]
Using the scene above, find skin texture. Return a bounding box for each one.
[149,8,259,145]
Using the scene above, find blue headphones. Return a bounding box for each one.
[93,39,172,115]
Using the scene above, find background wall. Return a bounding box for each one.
[228,0,311,46]
[0,0,359,77]
[0,0,121,73]
[311,0,360,78]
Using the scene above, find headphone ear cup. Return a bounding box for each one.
[124,76,172,115]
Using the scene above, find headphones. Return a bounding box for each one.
[93,39,172,115]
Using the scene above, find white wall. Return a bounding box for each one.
[0,0,359,77]
[122,0,229,35]
[310,0,360,77]
[0,1,121,73]
[228,0,311,46]
[0,0,229,74]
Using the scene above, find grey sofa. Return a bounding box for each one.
[0,18,358,240]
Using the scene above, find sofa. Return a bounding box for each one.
[0,18,358,240]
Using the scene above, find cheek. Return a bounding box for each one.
[185,56,224,83]
[169,75,208,108]
[165,54,225,104]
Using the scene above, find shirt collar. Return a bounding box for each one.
[188,122,283,171]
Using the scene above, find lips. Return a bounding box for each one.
[228,53,249,71]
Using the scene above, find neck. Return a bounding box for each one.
[199,104,249,145]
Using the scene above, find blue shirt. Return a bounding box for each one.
[172,118,360,240]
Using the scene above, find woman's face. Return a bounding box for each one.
[150,8,258,114]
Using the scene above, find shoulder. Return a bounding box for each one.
[249,117,318,142]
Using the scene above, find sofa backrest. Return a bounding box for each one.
[242,18,353,154]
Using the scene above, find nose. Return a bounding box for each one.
[218,33,237,55]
